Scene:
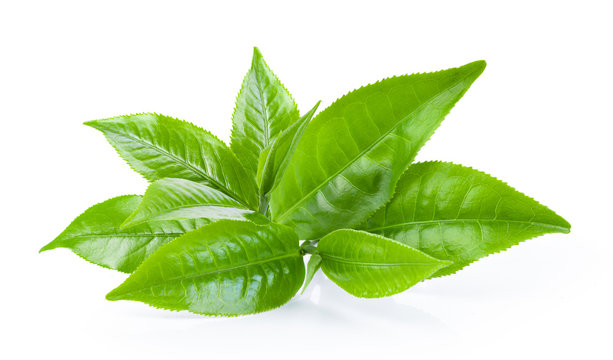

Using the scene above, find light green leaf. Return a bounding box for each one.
[106,220,305,316]
[85,113,258,209]
[318,229,451,298]
[231,47,300,179]
[257,102,320,196]
[121,178,256,228]
[270,61,486,240]
[40,196,208,273]
[301,254,322,294]
[359,162,571,277]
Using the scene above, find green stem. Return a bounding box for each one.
[258,194,269,215]
[300,240,319,255]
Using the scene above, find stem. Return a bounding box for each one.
[258,194,269,215]
[300,240,319,255]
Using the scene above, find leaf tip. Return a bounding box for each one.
[461,60,487,79]
[558,217,572,234]
[39,242,55,253]
[252,46,264,65]
[119,214,140,230]
[438,259,454,268]
[83,119,100,129]
[105,287,125,301]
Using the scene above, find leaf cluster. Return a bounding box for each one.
[41,48,570,316]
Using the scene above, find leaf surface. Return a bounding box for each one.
[318,229,451,298]
[121,178,256,228]
[106,220,305,316]
[257,102,320,196]
[85,113,258,209]
[40,196,208,273]
[231,47,299,179]
[270,61,486,239]
[359,162,571,277]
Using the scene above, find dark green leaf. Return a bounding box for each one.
[318,229,451,298]
[106,220,305,316]
[40,196,208,273]
[85,113,258,209]
[231,47,299,179]
[270,61,486,239]
[359,162,571,277]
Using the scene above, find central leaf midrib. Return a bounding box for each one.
[320,254,439,267]
[113,251,301,297]
[253,67,271,149]
[274,73,474,222]
[69,233,185,239]
[365,218,570,233]
[130,203,252,224]
[110,130,248,207]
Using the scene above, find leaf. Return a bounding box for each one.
[318,229,451,298]
[85,113,258,209]
[121,178,257,228]
[231,47,300,179]
[270,61,486,240]
[40,196,208,273]
[301,254,322,294]
[359,162,571,277]
[106,220,305,316]
[257,102,320,196]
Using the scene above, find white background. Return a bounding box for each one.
[1,0,611,358]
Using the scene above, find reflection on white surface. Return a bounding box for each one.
[103,272,454,357]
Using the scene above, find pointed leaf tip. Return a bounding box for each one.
[359,161,571,277]
[253,46,262,56]
[463,60,487,77]
[105,288,123,301]
[39,243,54,253]
[83,119,99,128]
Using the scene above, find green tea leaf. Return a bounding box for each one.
[256,102,320,196]
[106,220,305,316]
[318,229,451,298]
[231,47,299,179]
[40,196,208,273]
[270,61,486,239]
[121,178,255,228]
[359,162,571,277]
[301,254,322,294]
[85,113,258,209]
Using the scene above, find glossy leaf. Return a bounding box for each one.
[106,220,305,316]
[318,229,451,298]
[40,196,208,273]
[121,178,255,228]
[85,113,258,209]
[359,162,571,277]
[270,61,486,240]
[231,47,300,179]
[257,102,320,196]
[301,254,322,294]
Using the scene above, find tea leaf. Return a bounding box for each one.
[85,113,258,209]
[318,229,451,297]
[360,162,571,277]
[106,220,305,316]
[257,102,320,196]
[231,47,299,179]
[121,178,256,228]
[270,61,486,239]
[40,196,208,273]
